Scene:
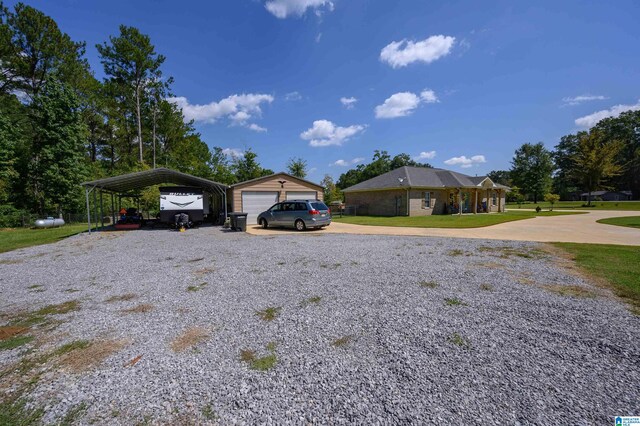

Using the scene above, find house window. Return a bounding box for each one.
[492,191,497,206]
[422,192,433,209]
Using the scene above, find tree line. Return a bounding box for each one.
[488,109,638,204]
[0,2,280,225]
[327,111,639,206]
[1,3,636,225]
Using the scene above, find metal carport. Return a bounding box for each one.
[81,168,229,234]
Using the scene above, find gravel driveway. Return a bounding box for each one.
[1,228,638,425]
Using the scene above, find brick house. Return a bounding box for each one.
[342,166,509,216]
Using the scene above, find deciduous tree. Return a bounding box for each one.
[232,149,272,182]
[571,130,624,206]
[27,80,88,214]
[510,142,554,203]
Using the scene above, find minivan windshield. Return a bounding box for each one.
[311,202,329,211]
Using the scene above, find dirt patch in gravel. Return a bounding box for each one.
[60,339,131,372]
[542,284,597,298]
[170,327,209,352]
[105,293,137,303]
[121,304,154,314]
[0,326,28,340]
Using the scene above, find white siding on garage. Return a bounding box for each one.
[286,191,317,201]
[241,191,279,224]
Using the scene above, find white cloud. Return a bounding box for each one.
[375,92,420,118]
[331,157,365,167]
[444,155,486,168]
[265,0,334,19]
[230,111,250,124]
[575,100,640,128]
[458,38,471,55]
[340,96,358,109]
[222,148,244,158]
[300,119,366,147]
[315,33,322,43]
[167,94,273,131]
[248,123,268,132]
[284,91,302,101]
[375,90,438,119]
[380,35,455,68]
[415,151,436,160]
[562,94,608,106]
[420,89,438,103]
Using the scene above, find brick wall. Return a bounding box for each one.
[344,190,408,216]
[408,189,448,215]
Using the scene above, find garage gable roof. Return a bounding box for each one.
[230,172,323,190]
[342,166,510,192]
[81,168,228,194]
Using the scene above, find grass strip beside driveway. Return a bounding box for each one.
[332,210,584,229]
[553,242,640,313]
[596,216,640,229]
[507,201,640,211]
[0,224,89,254]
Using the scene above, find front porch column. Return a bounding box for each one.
[498,189,502,212]
[458,189,462,216]
[473,189,478,214]
[487,189,490,213]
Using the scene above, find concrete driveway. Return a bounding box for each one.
[246,210,640,245]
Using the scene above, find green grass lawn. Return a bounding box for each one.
[506,201,640,211]
[596,216,640,229]
[0,224,89,254]
[554,243,640,313]
[332,210,584,229]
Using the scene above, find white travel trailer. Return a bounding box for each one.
[159,186,209,224]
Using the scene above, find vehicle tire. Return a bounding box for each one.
[295,219,306,231]
[260,218,268,229]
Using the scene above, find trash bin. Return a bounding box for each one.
[228,212,248,232]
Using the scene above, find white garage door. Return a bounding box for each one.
[286,191,317,201]
[241,191,279,224]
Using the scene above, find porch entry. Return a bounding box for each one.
[448,191,473,214]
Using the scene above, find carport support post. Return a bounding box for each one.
[100,190,104,228]
[111,193,115,225]
[223,192,227,220]
[85,187,91,234]
[93,189,98,231]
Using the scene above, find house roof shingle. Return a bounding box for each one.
[342,166,509,192]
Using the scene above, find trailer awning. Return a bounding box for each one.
[81,168,228,194]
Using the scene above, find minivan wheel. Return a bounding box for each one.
[295,219,306,231]
[260,218,268,229]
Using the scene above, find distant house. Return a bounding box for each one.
[580,190,632,202]
[342,166,509,216]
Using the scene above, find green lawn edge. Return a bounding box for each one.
[332,210,584,229]
[0,224,89,254]
[596,216,640,229]
[506,201,640,211]
[552,242,640,313]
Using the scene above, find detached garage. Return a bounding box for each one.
[228,173,324,224]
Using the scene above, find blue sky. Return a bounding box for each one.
[12,0,640,180]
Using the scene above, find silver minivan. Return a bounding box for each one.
[257,200,331,231]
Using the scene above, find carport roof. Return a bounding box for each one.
[81,168,228,194]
